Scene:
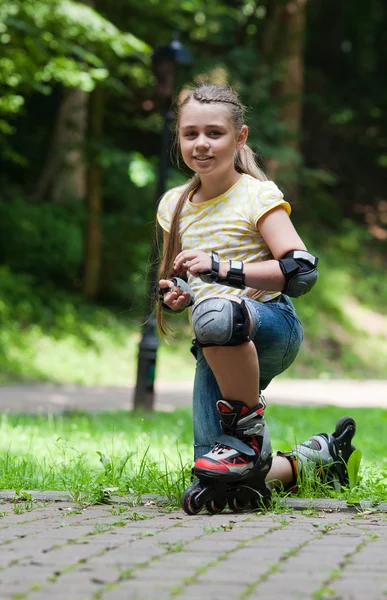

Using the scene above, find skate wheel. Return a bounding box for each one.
[250,483,272,511]
[181,486,203,515]
[333,417,356,440]
[205,497,227,514]
[228,490,250,513]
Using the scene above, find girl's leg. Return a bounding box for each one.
[192,346,223,461]
[202,341,259,408]
[193,344,293,483]
[193,294,303,485]
[202,341,294,485]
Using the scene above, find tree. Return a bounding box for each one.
[261,0,308,203]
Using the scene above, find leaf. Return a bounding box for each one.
[118,452,135,477]
[96,450,109,469]
[347,449,362,490]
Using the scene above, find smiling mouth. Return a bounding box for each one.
[193,156,213,162]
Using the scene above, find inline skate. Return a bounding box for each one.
[279,416,357,491]
[181,397,273,515]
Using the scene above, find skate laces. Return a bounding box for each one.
[212,442,231,455]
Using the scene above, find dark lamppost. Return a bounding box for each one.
[133,39,192,412]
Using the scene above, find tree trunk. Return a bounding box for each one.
[82,86,104,299]
[32,87,88,203]
[262,0,307,204]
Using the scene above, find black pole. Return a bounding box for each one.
[133,105,173,411]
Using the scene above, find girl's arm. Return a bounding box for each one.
[174,207,311,293]
[220,206,307,291]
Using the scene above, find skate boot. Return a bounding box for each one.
[181,397,273,515]
[278,416,356,492]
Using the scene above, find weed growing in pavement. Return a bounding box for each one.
[12,504,25,515]
[312,522,340,534]
[159,540,185,552]
[91,523,111,535]
[109,505,128,516]
[203,525,224,534]
[130,512,149,521]
[118,568,133,581]
[112,520,126,527]
[138,530,157,537]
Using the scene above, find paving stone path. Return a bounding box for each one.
[0,497,386,600]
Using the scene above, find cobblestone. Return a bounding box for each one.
[0,500,386,599]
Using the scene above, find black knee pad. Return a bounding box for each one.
[192,297,250,348]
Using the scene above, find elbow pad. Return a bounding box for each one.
[278,250,319,298]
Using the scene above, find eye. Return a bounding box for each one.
[209,130,222,137]
[183,131,197,138]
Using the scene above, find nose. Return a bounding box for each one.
[195,134,210,150]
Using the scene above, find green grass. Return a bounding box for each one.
[1,406,386,505]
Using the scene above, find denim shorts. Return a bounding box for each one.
[192,294,303,459]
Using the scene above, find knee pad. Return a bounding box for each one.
[192,297,250,347]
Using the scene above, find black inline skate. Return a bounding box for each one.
[181,397,273,515]
[279,416,357,491]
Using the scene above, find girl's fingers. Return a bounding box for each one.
[158,273,191,310]
[174,250,203,269]
[159,279,173,289]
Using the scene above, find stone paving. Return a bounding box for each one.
[0,497,386,600]
[1,381,387,599]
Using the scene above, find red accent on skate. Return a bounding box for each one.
[195,458,230,472]
[255,407,264,415]
[218,402,233,413]
[311,438,322,450]
[223,456,251,466]
[240,405,250,415]
[251,437,261,453]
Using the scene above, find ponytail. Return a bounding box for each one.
[235,146,268,302]
[156,174,200,336]
[235,145,267,182]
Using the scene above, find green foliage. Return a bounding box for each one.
[0,267,129,342]
[0,198,83,285]
[347,450,362,490]
[0,0,150,159]
[0,0,150,114]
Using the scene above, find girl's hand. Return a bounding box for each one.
[159,279,192,311]
[174,250,212,277]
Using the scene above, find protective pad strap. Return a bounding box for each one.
[279,250,319,298]
[276,451,299,492]
[199,251,246,289]
[216,434,256,457]
[199,251,220,284]
[192,297,250,347]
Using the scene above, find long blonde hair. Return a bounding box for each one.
[157,84,268,335]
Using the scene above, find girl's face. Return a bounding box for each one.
[178,100,247,178]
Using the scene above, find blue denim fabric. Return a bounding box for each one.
[192,294,303,460]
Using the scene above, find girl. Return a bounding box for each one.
[156,84,356,513]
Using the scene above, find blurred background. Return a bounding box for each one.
[1,0,386,388]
